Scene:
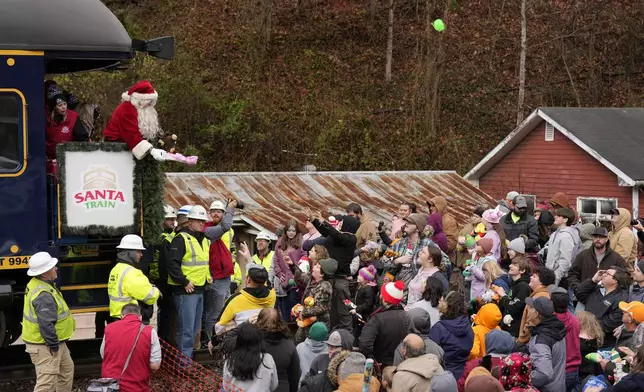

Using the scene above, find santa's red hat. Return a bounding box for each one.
[122,80,158,102]
[381,280,405,305]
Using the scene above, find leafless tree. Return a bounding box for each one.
[385,0,394,82]
[516,0,527,125]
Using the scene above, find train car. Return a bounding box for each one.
[0,0,173,346]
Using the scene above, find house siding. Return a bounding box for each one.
[478,120,643,217]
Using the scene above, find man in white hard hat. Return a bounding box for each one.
[231,231,274,292]
[154,205,178,343]
[22,252,75,392]
[167,205,213,358]
[107,235,161,321]
[202,199,238,341]
[177,205,193,219]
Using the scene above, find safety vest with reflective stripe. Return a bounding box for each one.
[22,278,75,344]
[232,250,274,286]
[168,232,211,287]
[150,231,175,281]
[108,262,161,318]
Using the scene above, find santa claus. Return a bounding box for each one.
[103,80,170,161]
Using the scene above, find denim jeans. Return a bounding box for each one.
[174,293,204,359]
[204,277,231,339]
[566,371,579,392]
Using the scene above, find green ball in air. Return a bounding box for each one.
[433,19,445,32]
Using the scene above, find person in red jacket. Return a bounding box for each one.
[100,304,161,392]
[550,285,581,392]
[45,85,88,172]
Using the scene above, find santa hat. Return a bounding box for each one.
[381,281,405,305]
[122,80,158,102]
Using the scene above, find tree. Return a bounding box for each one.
[385,0,394,82]
[516,0,527,125]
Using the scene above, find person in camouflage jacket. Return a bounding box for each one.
[289,256,336,344]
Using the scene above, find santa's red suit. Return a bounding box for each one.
[103,80,169,161]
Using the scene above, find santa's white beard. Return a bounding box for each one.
[130,98,162,140]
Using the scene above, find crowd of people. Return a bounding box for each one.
[22,186,644,392]
[159,192,644,392]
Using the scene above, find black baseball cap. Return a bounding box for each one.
[525,297,554,317]
[591,227,609,238]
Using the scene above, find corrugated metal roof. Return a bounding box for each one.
[164,171,496,234]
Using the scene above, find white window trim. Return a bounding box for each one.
[545,122,555,141]
[576,196,617,223]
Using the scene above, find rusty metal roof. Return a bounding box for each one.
[164,171,496,234]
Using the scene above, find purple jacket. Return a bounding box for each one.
[273,239,306,289]
[427,213,449,253]
[429,315,474,380]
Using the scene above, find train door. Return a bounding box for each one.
[0,51,49,267]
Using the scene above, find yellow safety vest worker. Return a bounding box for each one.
[232,250,274,286]
[168,232,211,287]
[222,228,234,251]
[108,262,161,319]
[22,278,75,344]
[150,231,176,281]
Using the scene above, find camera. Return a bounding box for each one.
[236,200,245,210]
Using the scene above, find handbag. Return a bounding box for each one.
[87,324,145,392]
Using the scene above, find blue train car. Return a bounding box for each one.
[0,0,173,346]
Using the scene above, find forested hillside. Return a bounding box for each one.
[58,0,644,173]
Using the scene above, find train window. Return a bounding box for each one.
[0,94,21,172]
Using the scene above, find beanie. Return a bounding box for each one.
[319,258,338,278]
[477,238,494,254]
[359,265,376,282]
[381,281,405,305]
[508,237,525,254]
[308,322,328,342]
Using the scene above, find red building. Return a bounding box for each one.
[465,108,644,222]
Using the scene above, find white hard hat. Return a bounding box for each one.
[117,234,146,251]
[164,205,177,219]
[255,231,272,242]
[177,205,193,217]
[209,200,226,211]
[187,205,208,221]
[27,252,58,276]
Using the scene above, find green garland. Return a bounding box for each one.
[57,142,163,244]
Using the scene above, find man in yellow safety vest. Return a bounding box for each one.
[154,204,177,343]
[231,231,275,291]
[167,204,213,358]
[22,252,76,392]
[107,234,161,320]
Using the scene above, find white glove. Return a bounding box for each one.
[503,314,513,327]
[150,148,171,162]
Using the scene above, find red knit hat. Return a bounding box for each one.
[381,281,405,305]
[122,80,158,102]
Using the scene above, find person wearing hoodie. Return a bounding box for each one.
[494,252,532,337]
[579,223,597,250]
[457,329,515,392]
[550,286,581,392]
[609,208,638,266]
[392,334,455,392]
[254,308,300,392]
[526,297,567,392]
[501,196,540,254]
[568,226,627,304]
[307,211,359,331]
[334,352,381,392]
[214,264,276,336]
[359,281,411,366]
[288,257,335,344]
[481,207,509,264]
[518,266,555,344]
[296,322,329,384]
[427,196,459,256]
[429,291,475,380]
[469,303,502,360]
[545,207,580,288]
[576,266,630,348]
[393,308,444,366]
[427,212,449,253]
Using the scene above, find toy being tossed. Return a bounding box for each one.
[103,80,196,164]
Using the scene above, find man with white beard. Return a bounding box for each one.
[103,80,171,161]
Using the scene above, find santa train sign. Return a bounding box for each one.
[58,143,138,235]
